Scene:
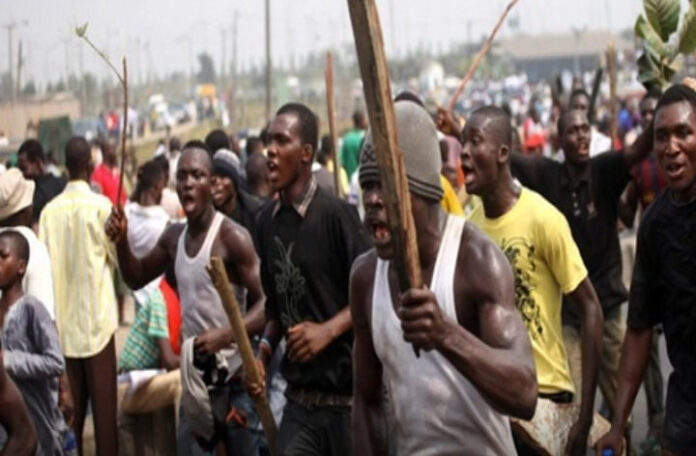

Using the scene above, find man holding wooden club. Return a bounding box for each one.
[104,143,266,455]
[351,100,537,455]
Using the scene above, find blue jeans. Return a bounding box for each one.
[178,379,266,456]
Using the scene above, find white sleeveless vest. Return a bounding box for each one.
[371,215,516,455]
[175,211,241,374]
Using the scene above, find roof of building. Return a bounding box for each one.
[498,31,634,61]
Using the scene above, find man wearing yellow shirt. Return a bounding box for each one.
[461,106,603,456]
[39,136,119,455]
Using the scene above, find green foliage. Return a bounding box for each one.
[644,0,680,41]
[636,0,696,91]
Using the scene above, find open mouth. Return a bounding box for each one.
[267,162,279,181]
[367,219,391,245]
[665,162,685,180]
[578,143,590,156]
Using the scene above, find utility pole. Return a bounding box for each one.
[265,0,272,121]
[230,11,239,128]
[3,21,28,103]
[16,40,22,99]
[220,26,227,83]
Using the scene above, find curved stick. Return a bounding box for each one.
[447,0,520,112]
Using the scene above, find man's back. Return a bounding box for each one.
[39,180,117,358]
[469,187,587,395]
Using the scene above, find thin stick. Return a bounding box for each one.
[348,0,422,356]
[206,257,277,455]
[324,51,343,198]
[447,0,520,112]
[117,58,128,207]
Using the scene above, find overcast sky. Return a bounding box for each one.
[1,0,675,88]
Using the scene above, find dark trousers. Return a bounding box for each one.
[177,379,264,456]
[66,336,117,456]
[276,400,352,456]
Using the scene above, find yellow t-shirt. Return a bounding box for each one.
[469,187,587,395]
[440,175,464,216]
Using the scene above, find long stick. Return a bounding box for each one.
[447,0,520,112]
[587,67,603,124]
[347,0,422,357]
[206,257,277,454]
[117,58,128,207]
[606,42,618,146]
[324,51,343,198]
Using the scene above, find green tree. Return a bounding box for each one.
[635,0,696,91]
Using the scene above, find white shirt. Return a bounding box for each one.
[0,226,55,319]
[125,201,170,304]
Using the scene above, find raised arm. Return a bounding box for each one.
[399,230,537,419]
[623,121,654,168]
[350,252,388,456]
[104,205,175,290]
[0,351,37,456]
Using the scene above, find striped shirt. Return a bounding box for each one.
[39,180,118,358]
[119,289,169,372]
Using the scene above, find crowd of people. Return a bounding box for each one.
[0,64,694,456]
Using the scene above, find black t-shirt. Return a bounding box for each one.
[33,173,66,223]
[256,186,371,395]
[231,190,264,242]
[511,152,631,325]
[627,190,696,451]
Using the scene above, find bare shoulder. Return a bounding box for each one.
[159,222,186,249]
[219,217,256,260]
[458,222,512,281]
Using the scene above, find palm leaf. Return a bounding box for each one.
[644,0,681,41]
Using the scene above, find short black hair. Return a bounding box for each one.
[569,88,590,104]
[204,129,230,153]
[169,136,182,152]
[183,139,212,156]
[557,109,589,136]
[135,160,165,193]
[245,153,268,189]
[154,154,169,175]
[65,136,91,177]
[17,139,45,163]
[655,83,696,114]
[0,230,29,263]
[181,142,213,173]
[276,102,319,154]
[470,105,512,148]
[245,136,263,156]
[352,110,366,127]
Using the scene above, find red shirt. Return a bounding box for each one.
[91,163,126,205]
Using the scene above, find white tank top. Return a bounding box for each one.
[371,215,516,456]
[175,211,241,373]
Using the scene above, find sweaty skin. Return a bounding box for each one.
[104,147,266,353]
[351,180,537,455]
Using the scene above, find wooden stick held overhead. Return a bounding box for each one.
[206,257,277,454]
[324,51,343,198]
[447,0,521,112]
[347,0,422,358]
[116,58,128,208]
